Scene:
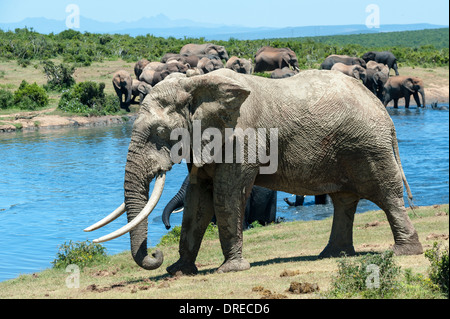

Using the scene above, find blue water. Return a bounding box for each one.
[0,106,448,282]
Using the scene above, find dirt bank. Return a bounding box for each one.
[0,108,137,133]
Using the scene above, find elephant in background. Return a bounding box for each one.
[86,68,422,275]
[225,56,253,74]
[197,56,224,74]
[112,70,134,112]
[139,67,170,86]
[161,53,201,68]
[162,176,277,230]
[270,67,298,79]
[134,58,150,79]
[362,51,399,76]
[254,46,300,73]
[284,194,328,206]
[331,63,367,82]
[366,61,390,76]
[180,43,229,61]
[131,80,152,105]
[364,68,389,99]
[320,54,366,70]
[382,76,426,108]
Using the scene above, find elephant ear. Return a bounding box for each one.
[137,82,152,95]
[182,74,251,129]
[403,78,416,93]
[353,68,361,80]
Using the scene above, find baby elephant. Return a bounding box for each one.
[331,63,367,82]
[382,76,426,108]
[270,67,298,79]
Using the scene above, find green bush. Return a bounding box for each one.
[58,81,120,115]
[0,88,14,109]
[13,80,49,110]
[328,250,401,298]
[425,242,449,297]
[42,60,76,91]
[52,240,107,269]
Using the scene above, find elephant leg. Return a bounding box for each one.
[319,192,359,258]
[412,92,421,107]
[166,178,215,276]
[213,166,254,273]
[404,94,411,108]
[393,98,399,108]
[315,194,328,205]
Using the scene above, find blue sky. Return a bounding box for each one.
[0,0,448,28]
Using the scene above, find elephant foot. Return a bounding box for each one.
[392,238,423,256]
[216,257,250,274]
[318,243,356,259]
[166,259,198,276]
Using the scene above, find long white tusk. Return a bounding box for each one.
[92,173,166,243]
[84,203,127,232]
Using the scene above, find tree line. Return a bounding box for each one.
[0,27,448,68]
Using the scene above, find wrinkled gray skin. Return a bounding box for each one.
[320,54,367,70]
[225,56,253,74]
[364,68,389,100]
[362,51,399,76]
[270,67,298,79]
[331,63,367,82]
[122,68,422,275]
[180,43,229,61]
[112,70,133,112]
[382,76,426,108]
[162,176,276,230]
[254,46,300,73]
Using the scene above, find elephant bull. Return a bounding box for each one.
[86,68,422,275]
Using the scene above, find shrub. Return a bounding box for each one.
[42,60,76,91]
[58,81,120,115]
[52,240,107,269]
[328,250,401,298]
[425,242,449,297]
[0,88,14,109]
[13,80,49,110]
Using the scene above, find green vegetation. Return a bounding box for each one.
[0,27,448,70]
[42,60,76,91]
[58,81,121,115]
[51,240,108,269]
[0,80,49,110]
[425,242,449,296]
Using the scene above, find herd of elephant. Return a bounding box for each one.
[113,43,425,114]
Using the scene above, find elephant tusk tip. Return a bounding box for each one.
[84,226,94,232]
[92,238,101,244]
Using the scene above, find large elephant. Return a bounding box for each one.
[362,51,399,76]
[112,70,133,112]
[162,176,277,230]
[86,68,422,275]
[254,46,300,73]
[225,56,253,74]
[320,55,366,70]
[180,43,229,61]
[364,68,389,99]
[382,76,426,108]
[331,63,367,82]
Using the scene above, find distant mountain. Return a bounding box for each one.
[0,14,447,40]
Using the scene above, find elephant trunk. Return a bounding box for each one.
[123,144,167,270]
[419,87,426,108]
[162,175,189,229]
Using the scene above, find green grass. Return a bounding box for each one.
[0,204,447,299]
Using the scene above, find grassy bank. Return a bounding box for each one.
[0,204,448,299]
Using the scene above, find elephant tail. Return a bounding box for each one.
[391,127,416,211]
